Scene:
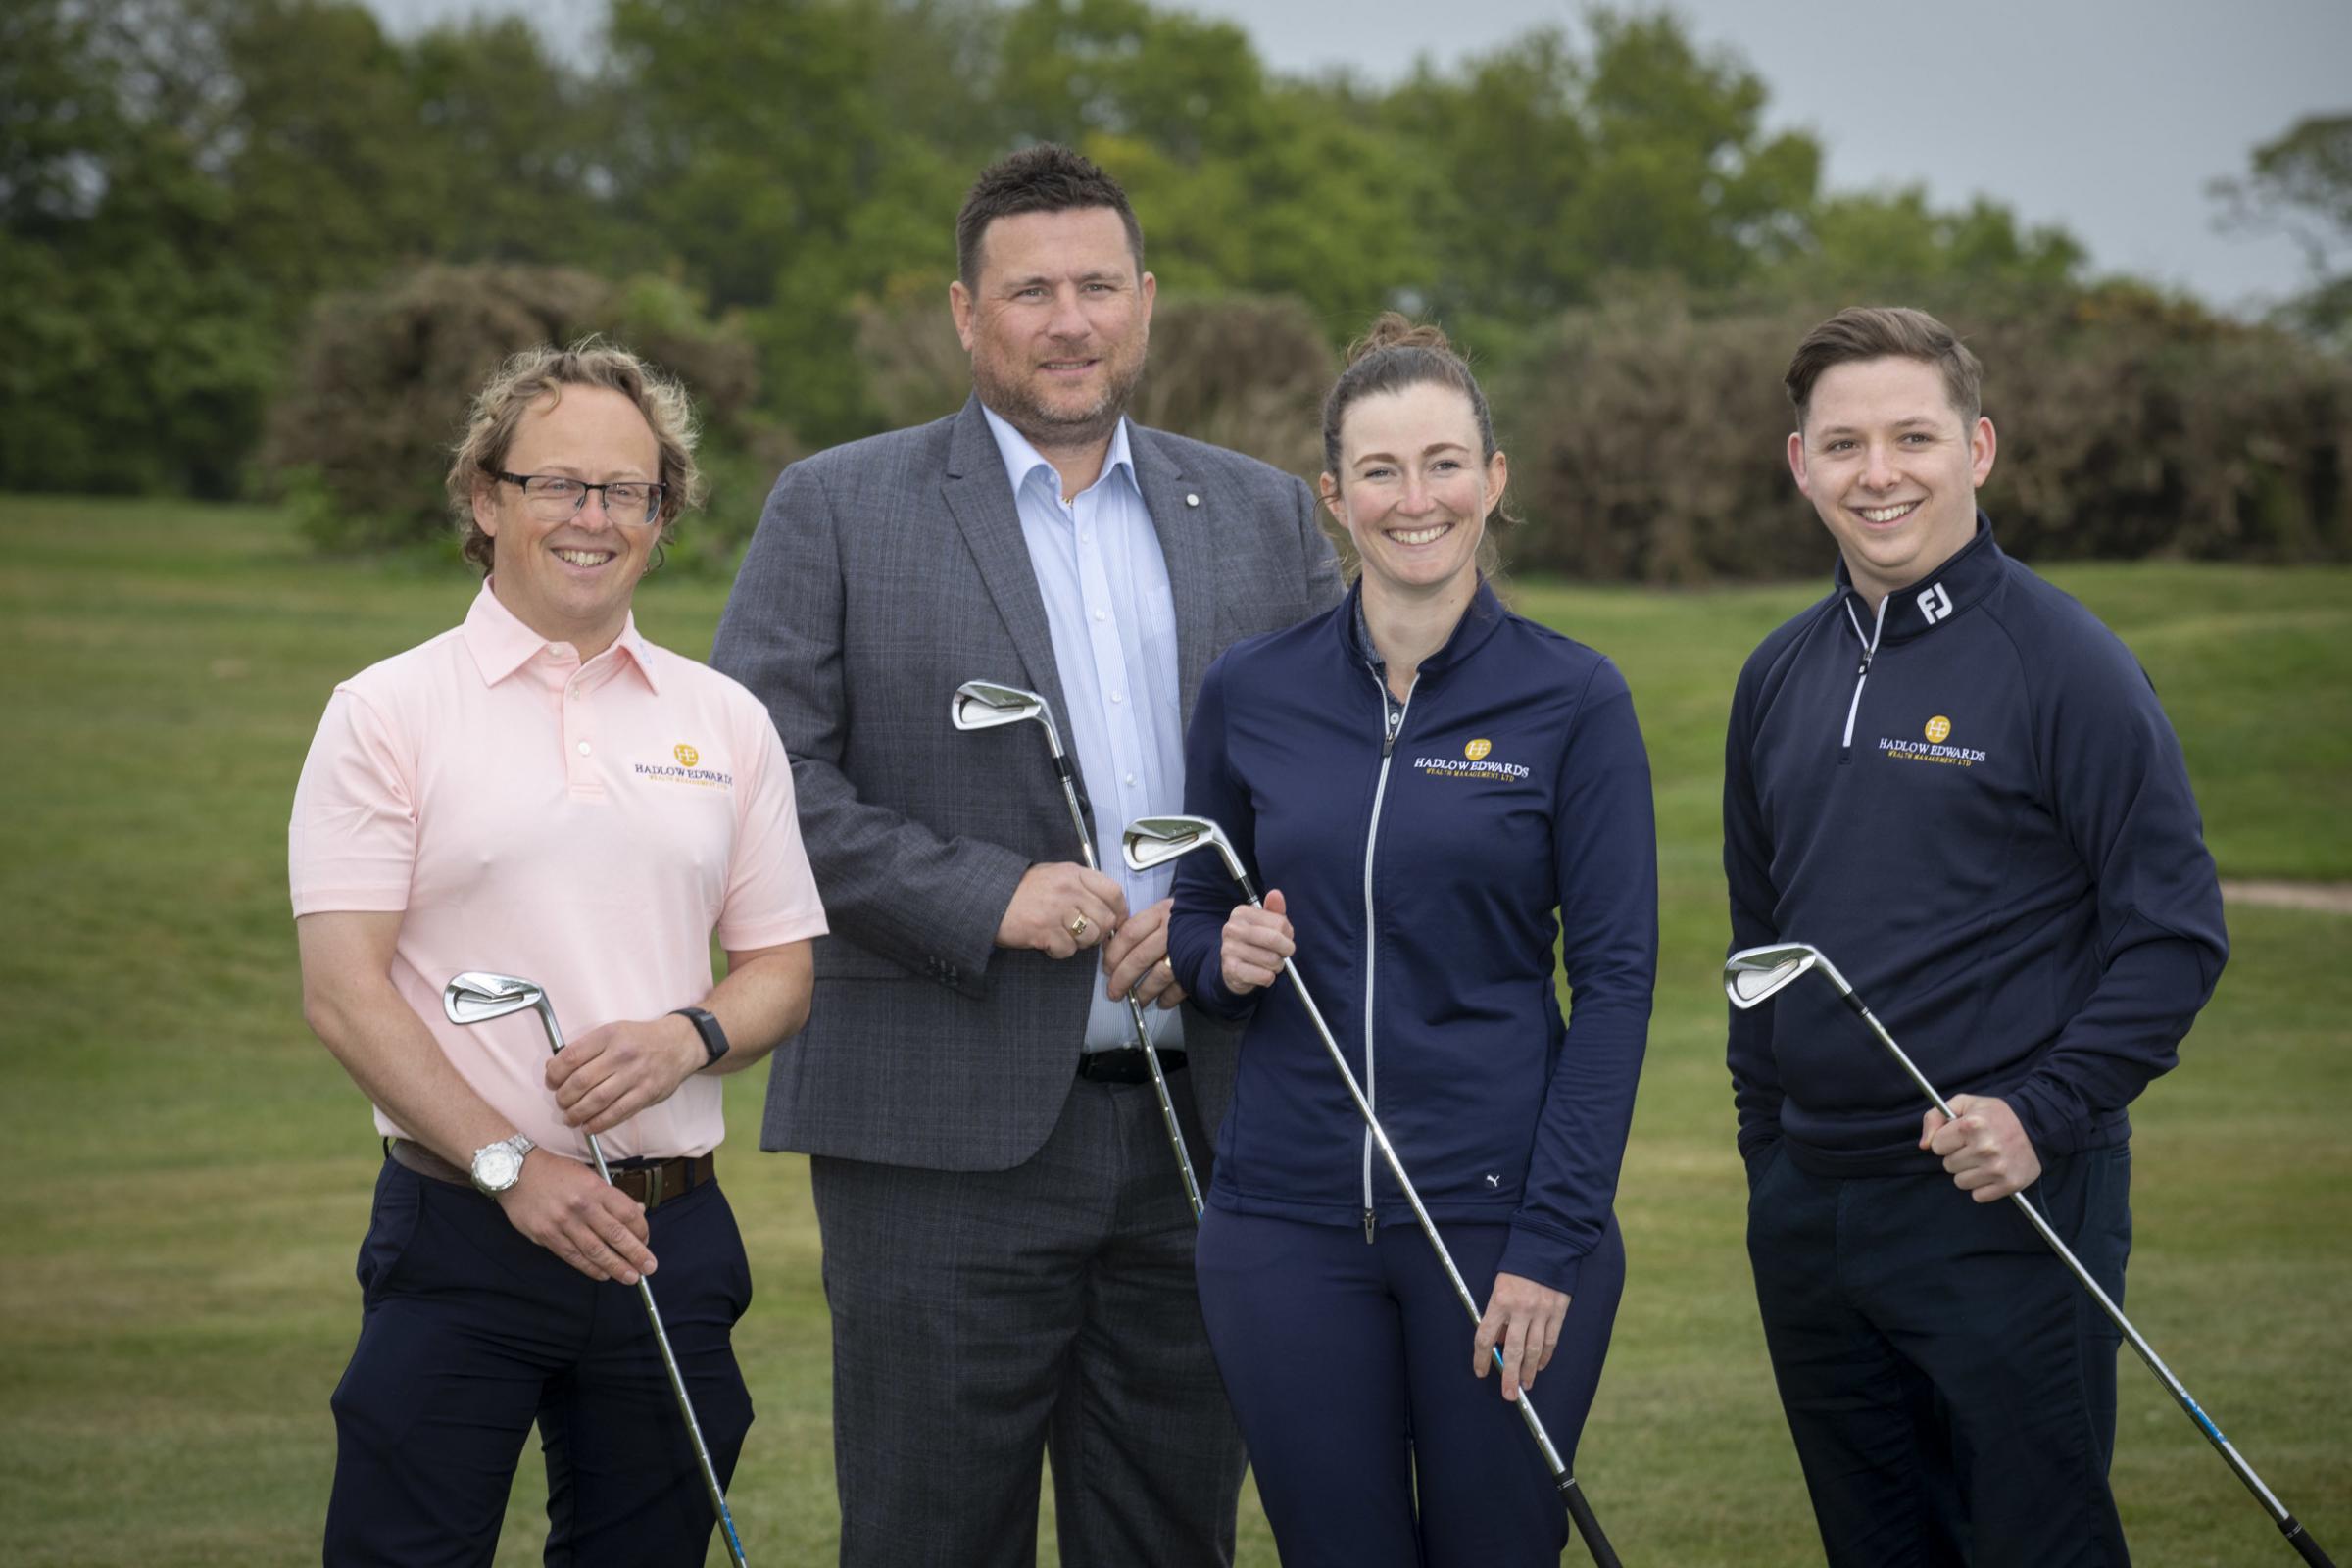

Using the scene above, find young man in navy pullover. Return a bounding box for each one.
[1724,306,2227,1566]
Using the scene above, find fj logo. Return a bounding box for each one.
[1917,583,1954,624]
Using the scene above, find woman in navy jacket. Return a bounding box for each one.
[1165,316,1657,1567]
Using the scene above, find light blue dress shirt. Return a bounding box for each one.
[982,405,1185,1051]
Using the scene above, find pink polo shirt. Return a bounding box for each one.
[289,585,827,1160]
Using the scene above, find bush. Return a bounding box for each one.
[262,264,769,564]
[1498,290,2352,583]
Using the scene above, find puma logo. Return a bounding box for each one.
[1485,1173,1500,1189]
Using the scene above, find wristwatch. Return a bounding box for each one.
[672,1005,730,1068]
[468,1133,535,1195]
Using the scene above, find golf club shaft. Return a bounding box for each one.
[1833,986,2332,1567]
[539,1008,752,1568]
[1229,879,1620,1568]
[1055,772,1205,1219]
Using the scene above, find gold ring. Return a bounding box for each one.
[1068,914,1092,940]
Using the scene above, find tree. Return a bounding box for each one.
[2214,113,2352,345]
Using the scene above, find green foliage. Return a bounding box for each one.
[1500,290,2352,582]
[2214,112,2352,347]
[262,264,765,564]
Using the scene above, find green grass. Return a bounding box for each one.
[1,494,2345,1566]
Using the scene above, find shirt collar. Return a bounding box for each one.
[979,403,1136,505]
[1836,512,2005,645]
[1339,575,1509,677]
[461,582,661,691]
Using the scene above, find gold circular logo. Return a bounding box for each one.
[1924,716,1951,744]
[673,743,700,767]
[1465,738,1493,761]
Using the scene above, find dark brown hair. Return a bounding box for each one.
[1785,305,1984,430]
[445,338,704,576]
[956,143,1146,290]
[1320,313,1512,579]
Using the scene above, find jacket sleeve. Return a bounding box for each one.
[710,459,1029,993]
[1166,655,1261,1022]
[1499,659,1656,1297]
[2004,632,2228,1155]
[1722,648,1786,1186]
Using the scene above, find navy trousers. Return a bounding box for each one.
[322,1157,755,1567]
[1195,1206,1625,1568]
[1746,1145,2133,1568]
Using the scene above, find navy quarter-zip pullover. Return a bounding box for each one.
[1169,579,1656,1295]
[1724,517,2229,1178]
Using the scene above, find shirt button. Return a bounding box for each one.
[576,741,592,757]
[1094,610,1107,622]
[1124,772,1137,787]
[1109,691,1123,704]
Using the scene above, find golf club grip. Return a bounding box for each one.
[2283,1519,2333,1567]
[1559,1478,1624,1568]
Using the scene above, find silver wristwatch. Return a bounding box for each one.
[468,1133,535,1195]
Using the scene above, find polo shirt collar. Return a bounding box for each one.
[1836,512,2004,644]
[979,402,1137,504]
[462,582,661,691]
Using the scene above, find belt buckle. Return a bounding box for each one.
[641,1163,666,1211]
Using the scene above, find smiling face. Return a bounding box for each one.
[471,384,662,658]
[1788,356,1996,607]
[950,206,1154,457]
[1322,381,1506,607]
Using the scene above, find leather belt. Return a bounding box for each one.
[1075,1048,1187,1085]
[385,1138,716,1213]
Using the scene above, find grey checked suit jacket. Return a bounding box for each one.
[712,396,1343,1172]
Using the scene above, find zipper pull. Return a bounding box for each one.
[1382,705,1402,759]
[1856,648,1875,677]
[1362,1207,1377,1244]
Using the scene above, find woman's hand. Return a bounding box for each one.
[1219,889,1295,995]
[1474,1271,1570,1401]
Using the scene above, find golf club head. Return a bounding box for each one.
[1722,945,1827,1010]
[443,970,548,1027]
[1121,815,1246,883]
[952,679,1050,733]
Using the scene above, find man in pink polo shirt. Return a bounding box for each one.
[290,341,827,1566]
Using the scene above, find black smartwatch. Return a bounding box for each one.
[671,1005,730,1068]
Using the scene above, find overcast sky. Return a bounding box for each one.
[370,0,2349,313]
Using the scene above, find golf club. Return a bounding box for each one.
[1723,942,2335,1568]
[1121,814,1624,1568]
[952,680,1203,1218]
[442,971,752,1568]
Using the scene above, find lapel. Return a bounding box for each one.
[1128,424,1217,731]
[940,396,1071,729]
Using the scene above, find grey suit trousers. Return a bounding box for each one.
[813,1070,1242,1568]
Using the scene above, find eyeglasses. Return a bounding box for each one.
[493,471,667,528]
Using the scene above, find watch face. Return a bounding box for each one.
[474,1144,523,1191]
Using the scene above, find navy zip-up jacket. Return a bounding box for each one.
[1724,518,2228,1179]
[1168,579,1656,1296]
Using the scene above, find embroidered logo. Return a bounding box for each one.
[1918,582,1954,624]
[633,746,733,790]
[1877,712,1987,769]
[1413,742,1531,782]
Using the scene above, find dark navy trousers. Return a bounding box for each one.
[322,1157,754,1567]
[1195,1206,1625,1568]
[1747,1145,2133,1568]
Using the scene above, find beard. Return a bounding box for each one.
[970,329,1149,455]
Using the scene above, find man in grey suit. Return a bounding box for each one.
[711,144,1342,1567]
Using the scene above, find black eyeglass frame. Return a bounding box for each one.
[492,470,669,528]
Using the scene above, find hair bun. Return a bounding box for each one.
[1346,310,1454,366]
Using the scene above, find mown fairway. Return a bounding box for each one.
[2,496,2345,1566]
